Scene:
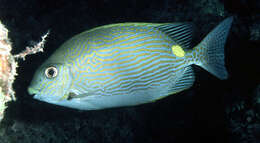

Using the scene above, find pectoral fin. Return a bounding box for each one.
[67,92,88,100]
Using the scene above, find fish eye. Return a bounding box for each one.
[45,66,58,78]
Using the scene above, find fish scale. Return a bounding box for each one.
[28,17,233,110]
[65,25,178,97]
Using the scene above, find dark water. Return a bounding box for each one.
[0,0,260,143]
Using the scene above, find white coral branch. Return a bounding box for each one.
[14,31,50,60]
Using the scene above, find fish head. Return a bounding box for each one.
[28,62,73,104]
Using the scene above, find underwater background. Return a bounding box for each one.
[0,0,260,143]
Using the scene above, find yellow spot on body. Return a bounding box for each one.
[171,45,185,57]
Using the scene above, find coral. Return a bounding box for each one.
[0,20,48,123]
[0,21,15,122]
[14,31,49,60]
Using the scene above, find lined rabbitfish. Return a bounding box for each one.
[28,17,233,110]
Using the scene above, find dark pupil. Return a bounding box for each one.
[48,69,55,76]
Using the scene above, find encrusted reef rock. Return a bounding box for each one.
[0,21,16,122]
[0,19,47,123]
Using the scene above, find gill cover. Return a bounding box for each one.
[28,63,73,103]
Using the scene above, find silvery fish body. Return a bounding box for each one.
[28,17,233,110]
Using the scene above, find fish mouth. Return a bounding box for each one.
[27,87,60,103]
[28,87,39,95]
[27,87,42,100]
[27,87,49,102]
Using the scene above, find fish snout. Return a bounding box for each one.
[28,87,40,95]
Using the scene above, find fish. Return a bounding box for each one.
[28,17,233,110]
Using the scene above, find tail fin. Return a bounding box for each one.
[193,17,233,80]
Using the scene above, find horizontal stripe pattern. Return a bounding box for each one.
[60,23,187,97]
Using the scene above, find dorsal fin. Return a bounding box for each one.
[156,23,193,49]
